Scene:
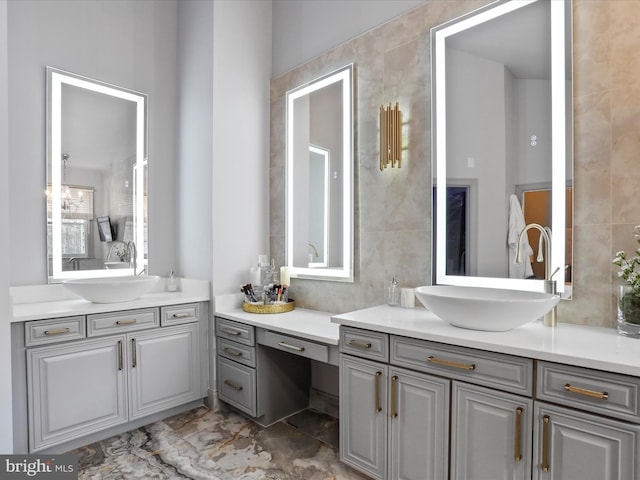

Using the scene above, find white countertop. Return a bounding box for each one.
[332,305,640,377]
[214,295,338,345]
[10,278,210,322]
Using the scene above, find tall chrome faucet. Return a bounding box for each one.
[515,223,558,327]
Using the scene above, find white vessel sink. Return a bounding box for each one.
[415,285,560,331]
[62,276,160,303]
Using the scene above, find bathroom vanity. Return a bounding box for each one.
[10,279,210,453]
[332,306,640,480]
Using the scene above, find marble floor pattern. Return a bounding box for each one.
[70,405,369,479]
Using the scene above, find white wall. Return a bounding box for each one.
[211,0,271,295]
[272,0,426,76]
[177,0,213,281]
[0,0,14,454]
[7,0,178,285]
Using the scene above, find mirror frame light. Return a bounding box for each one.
[285,64,354,282]
[46,67,148,281]
[432,0,570,294]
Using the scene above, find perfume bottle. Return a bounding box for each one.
[386,276,400,306]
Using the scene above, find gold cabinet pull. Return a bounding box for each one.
[348,339,372,349]
[564,384,609,400]
[514,407,523,461]
[116,319,137,325]
[117,340,123,371]
[541,415,550,472]
[131,338,137,368]
[390,375,398,418]
[374,371,382,413]
[278,341,305,352]
[224,379,243,391]
[44,327,70,336]
[427,356,476,371]
[223,347,243,357]
[172,312,191,318]
[221,327,242,336]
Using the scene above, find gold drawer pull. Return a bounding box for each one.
[564,384,609,400]
[348,339,372,349]
[172,312,191,318]
[427,356,476,371]
[116,319,137,325]
[390,375,398,419]
[374,371,382,413]
[221,327,242,336]
[278,341,305,352]
[541,415,550,472]
[514,407,523,461]
[44,327,70,336]
[224,379,243,391]
[223,347,243,357]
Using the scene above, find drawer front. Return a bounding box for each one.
[217,338,256,368]
[25,316,86,346]
[217,356,257,417]
[339,326,389,362]
[260,330,328,363]
[87,308,159,337]
[537,361,640,423]
[215,317,255,346]
[161,303,199,326]
[391,336,533,396]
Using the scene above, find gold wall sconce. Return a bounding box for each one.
[380,102,402,170]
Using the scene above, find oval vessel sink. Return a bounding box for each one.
[415,285,560,331]
[62,276,160,303]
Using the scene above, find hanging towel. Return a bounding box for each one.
[508,194,534,278]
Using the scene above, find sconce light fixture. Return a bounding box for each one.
[379,102,402,170]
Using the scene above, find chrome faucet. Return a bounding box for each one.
[515,223,558,327]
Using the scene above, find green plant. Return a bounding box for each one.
[613,226,640,324]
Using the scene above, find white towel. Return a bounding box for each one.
[508,194,534,278]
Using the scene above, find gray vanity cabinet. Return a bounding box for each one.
[451,382,532,480]
[339,328,450,480]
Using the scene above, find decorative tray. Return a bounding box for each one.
[242,300,295,314]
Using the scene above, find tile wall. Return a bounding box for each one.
[270,0,640,329]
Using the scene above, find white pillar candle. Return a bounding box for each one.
[280,266,290,286]
[250,267,261,286]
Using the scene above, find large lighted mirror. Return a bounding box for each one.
[432,0,573,297]
[286,64,354,281]
[46,67,148,282]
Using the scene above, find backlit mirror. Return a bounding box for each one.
[432,0,573,297]
[46,67,148,282]
[286,64,354,281]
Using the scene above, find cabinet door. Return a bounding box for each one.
[128,323,201,420]
[451,382,532,480]
[340,355,388,480]
[533,402,640,480]
[389,366,450,480]
[27,336,127,452]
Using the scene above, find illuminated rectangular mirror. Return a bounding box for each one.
[432,0,573,297]
[286,64,354,282]
[46,67,148,282]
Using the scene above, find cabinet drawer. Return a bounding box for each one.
[87,308,159,337]
[391,336,533,396]
[25,316,86,346]
[217,356,257,417]
[339,326,389,362]
[161,303,199,326]
[217,338,256,368]
[215,317,255,346]
[537,361,640,423]
[260,330,328,363]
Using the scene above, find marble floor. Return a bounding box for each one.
[70,405,370,479]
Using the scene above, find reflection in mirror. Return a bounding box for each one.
[46,67,148,282]
[432,0,573,297]
[286,64,354,281]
